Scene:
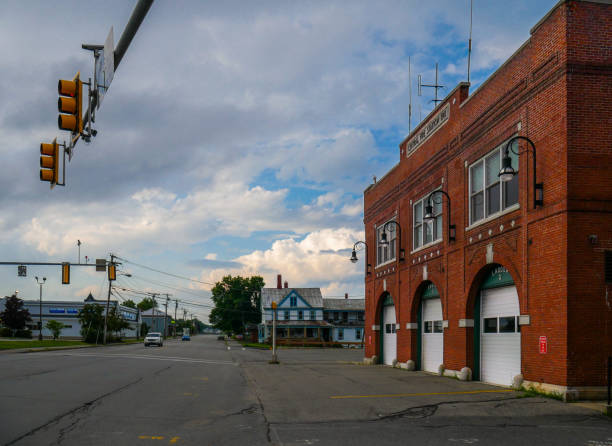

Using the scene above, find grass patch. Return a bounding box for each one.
[519,385,564,401]
[0,340,88,350]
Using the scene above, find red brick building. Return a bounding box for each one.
[362,0,612,400]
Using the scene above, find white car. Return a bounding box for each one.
[144,332,163,347]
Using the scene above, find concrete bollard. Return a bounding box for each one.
[392,358,398,368]
[458,367,472,381]
[406,360,416,371]
[512,374,524,390]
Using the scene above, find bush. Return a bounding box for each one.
[14,329,32,339]
[0,327,11,337]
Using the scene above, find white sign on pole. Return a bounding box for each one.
[95,27,115,109]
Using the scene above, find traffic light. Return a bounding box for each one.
[108,263,116,281]
[58,72,83,135]
[40,138,59,186]
[62,262,70,284]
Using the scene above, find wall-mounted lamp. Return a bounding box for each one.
[423,189,456,242]
[498,135,543,209]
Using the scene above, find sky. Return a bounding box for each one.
[0,0,557,322]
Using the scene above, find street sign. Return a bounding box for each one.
[539,336,547,354]
[95,27,114,109]
[17,265,26,277]
[96,258,106,272]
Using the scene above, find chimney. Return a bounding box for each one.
[345,293,348,299]
[277,274,282,289]
[284,281,288,288]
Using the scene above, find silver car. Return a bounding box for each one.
[144,332,163,347]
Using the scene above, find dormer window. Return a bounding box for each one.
[290,296,297,307]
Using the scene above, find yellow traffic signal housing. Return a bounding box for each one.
[58,72,82,135]
[40,138,59,187]
[108,263,116,281]
[62,262,70,284]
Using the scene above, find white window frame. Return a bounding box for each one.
[469,139,519,226]
[376,219,397,267]
[412,188,443,251]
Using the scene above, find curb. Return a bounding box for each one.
[0,341,142,355]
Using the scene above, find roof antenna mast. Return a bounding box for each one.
[467,0,473,83]
[408,56,412,133]
[418,62,444,107]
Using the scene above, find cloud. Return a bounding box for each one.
[199,228,365,292]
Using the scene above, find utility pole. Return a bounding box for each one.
[77,240,81,264]
[163,294,170,339]
[174,299,178,337]
[103,254,115,344]
[151,293,158,333]
[34,277,46,340]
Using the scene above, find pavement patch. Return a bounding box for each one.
[330,389,515,399]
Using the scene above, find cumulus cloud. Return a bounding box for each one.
[198,228,365,294]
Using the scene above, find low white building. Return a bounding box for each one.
[0,293,140,339]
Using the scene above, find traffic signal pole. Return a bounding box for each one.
[81,0,154,132]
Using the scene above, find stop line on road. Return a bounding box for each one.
[37,352,236,365]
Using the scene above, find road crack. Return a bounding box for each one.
[4,376,144,446]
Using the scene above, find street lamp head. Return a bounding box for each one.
[379,230,389,247]
[43,277,46,282]
[350,249,358,263]
[424,201,435,221]
[498,152,516,182]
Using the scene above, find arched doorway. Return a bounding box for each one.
[418,282,443,373]
[474,265,521,385]
[379,294,397,365]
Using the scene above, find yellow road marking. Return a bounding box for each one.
[330,389,514,399]
[169,437,180,444]
[138,435,165,440]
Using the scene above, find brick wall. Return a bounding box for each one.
[362,0,612,387]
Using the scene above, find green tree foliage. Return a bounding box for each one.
[46,320,64,340]
[78,304,104,343]
[209,275,264,334]
[106,307,130,340]
[137,297,157,311]
[0,295,32,333]
[122,299,137,309]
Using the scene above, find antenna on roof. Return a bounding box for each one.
[408,56,412,133]
[418,62,444,107]
[467,0,473,83]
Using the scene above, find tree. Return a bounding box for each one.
[122,299,137,309]
[106,307,130,341]
[137,297,157,311]
[46,320,64,340]
[0,295,32,335]
[78,303,104,343]
[209,275,264,334]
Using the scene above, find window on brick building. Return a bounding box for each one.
[413,189,443,250]
[469,140,519,225]
[605,251,612,284]
[376,219,397,265]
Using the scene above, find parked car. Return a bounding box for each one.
[182,334,190,341]
[144,332,163,347]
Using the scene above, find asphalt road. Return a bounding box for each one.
[0,335,611,446]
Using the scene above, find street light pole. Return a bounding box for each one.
[34,276,46,340]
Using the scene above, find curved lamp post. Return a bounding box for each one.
[349,241,371,275]
[379,221,405,261]
[34,276,46,340]
[423,190,456,242]
[498,135,543,209]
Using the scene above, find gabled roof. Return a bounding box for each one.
[261,288,323,308]
[323,298,365,311]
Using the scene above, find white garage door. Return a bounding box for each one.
[422,298,443,373]
[480,286,521,386]
[383,305,397,366]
